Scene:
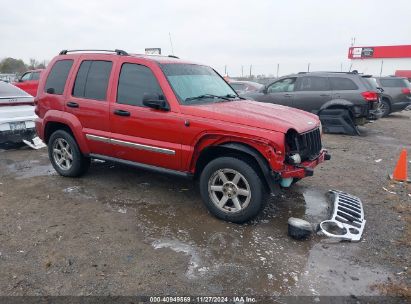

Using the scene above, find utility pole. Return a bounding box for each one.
[380,60,384,76]
[276,63,279,78]
[249,65,252,78]
[307,63,310,72]
[340,63,343,72]
[241,65,244,77]
[224,65,227,75]
[169,32,175,55]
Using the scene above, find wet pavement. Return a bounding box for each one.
[0,112,410,299]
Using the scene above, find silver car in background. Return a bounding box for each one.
[0,81,37,146]
[375,77,411,117]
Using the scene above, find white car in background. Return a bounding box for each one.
[0,81,37,146]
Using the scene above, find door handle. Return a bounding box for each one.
[320,94,331,97]
[66,101,79,108]
[113,109,130,117]
[284,94,292,97]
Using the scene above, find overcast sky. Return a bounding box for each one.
[1,0,410,76]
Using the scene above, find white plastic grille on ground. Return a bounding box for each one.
[319,190,366,241]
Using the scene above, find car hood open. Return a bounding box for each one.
[181,99,320,134]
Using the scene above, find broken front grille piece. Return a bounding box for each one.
[319,190,366,242]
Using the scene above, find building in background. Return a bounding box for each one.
[348,45,411,76]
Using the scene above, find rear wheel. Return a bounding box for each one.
[48,130,90,177]
[199,157,267,223]
[379,99,391,117]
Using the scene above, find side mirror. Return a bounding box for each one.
[142,93,169,110]
[262,86,268,94]
[18,78,23,82]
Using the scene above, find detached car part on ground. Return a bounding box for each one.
[0,81,37,145]
[35,49,330,223]
[244,71,383,136]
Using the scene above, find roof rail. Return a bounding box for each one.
[299,71,360,75]
[168,55,179,59]
[59,49,129,56]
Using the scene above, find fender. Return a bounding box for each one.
[220,142,281,193]
[319,99,354,112]
[43,110,90,153]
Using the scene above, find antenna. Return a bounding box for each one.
[169,32,175,55]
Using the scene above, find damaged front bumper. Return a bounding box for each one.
[280,149,331,179]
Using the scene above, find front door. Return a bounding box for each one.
[110,62,182,171]
[259,77,297,107]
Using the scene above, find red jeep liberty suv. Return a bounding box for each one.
[35,49,330,223]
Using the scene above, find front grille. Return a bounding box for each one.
[319,190,366,242]
[295,128,322,161]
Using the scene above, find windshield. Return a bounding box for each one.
[160,64,238,105]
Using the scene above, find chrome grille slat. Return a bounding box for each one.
[319,190,366,241]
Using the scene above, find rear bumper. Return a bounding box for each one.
[0,128,36,144]
[279,149,330,179]
[367,108,383,120]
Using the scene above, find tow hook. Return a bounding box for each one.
[325,153,331,161]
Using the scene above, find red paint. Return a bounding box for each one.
[13,69,44,96]
[35,52,327,181]
[348,45,411,59]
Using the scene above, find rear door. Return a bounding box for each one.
[109,61,182,170]
[258,77,297,106]
[65,56,114,156]
[330,76,361,102]
[293,76,332,112]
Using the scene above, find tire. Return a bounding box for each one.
[199,156,267,223]
[48,130,90,177]
[379,99,391,117]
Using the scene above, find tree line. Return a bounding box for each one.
[0,57,47,74]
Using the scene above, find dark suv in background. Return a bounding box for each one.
[374,77,411,117]
[244,72,382,135]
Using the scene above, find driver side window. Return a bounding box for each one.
[21,72,31,82]
[267,78,296,93]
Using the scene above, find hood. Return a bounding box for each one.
[181,100,320,134]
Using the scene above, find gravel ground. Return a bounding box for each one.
[0,112,410,301]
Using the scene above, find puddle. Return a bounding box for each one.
[103,185,389,295]
[62,186,96,200]
[3,158,55,179]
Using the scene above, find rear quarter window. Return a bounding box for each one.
[379,78,408,88]
[329,77,358,90]
[45,60,74,95]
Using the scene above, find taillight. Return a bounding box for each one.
[361,91,378,102]
[401,88,411,95]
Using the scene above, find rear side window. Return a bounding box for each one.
[45,60,74,95]
[31,72,40,81]
[73,60,112,101]
[298,77,330,91]
[117,63,163,107]
[231,83,245,91]
[329,77,358,90]
[379,78,408,88]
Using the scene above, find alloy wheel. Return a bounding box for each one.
[208,168,251,213]
[52,138,73,170]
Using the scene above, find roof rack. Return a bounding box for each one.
[298,71,359,75]
[168,55,179,59]
[59,49,129,56]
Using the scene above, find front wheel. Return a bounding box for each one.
[48,130,90,177]
[199,157,267,223]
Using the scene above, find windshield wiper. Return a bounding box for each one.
[185,94,231,102]
[225,94,246,100]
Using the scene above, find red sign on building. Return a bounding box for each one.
[348,45,411,59]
